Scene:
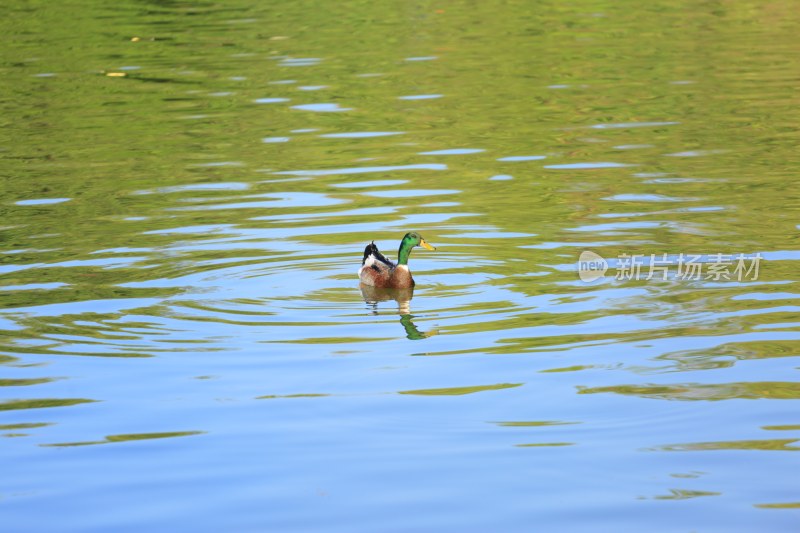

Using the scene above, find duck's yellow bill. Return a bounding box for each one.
[421,239,436,251]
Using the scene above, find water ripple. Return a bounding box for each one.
[274,163,447,176]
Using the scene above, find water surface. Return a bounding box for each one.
[2,1,800,531]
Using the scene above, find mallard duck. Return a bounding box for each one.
[358,232,435,288]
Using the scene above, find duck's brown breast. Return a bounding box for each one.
[389,265,415,289]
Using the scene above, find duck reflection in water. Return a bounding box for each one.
[359,285,435,340]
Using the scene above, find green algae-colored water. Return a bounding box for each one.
[3,1,800,530]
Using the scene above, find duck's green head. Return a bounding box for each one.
[397,232,435,265]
